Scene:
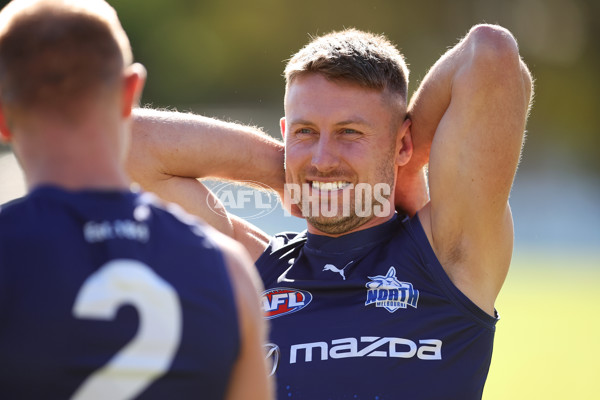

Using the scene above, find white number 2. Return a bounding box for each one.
[71,259,182,400]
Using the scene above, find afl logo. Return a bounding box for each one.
[262,287,313,319]
[206,180,279,220]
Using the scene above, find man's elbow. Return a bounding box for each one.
[467,24,522,71]
[520,59,534,111]
[467,24,533,104]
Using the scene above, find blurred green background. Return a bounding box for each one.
[0,0,598,398]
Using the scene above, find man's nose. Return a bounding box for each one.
[311,134,340,173]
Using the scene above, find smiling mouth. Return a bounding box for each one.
[309,180,353,191]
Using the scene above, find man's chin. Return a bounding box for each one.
[306,214,370,236]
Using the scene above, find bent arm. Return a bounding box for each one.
[409,25,533,314]
[126,108,286,259]
[128,108,285,190]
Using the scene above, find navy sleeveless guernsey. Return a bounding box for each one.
[0,186,239,399]
[256,213,498,400]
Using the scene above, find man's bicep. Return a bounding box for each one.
[428,35,531,241]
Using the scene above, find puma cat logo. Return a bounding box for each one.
[322,261,354,280]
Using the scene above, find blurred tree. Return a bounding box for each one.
[110,0,600,172]
[1,0,598,172]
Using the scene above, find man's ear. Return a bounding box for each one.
[0,105,13,143]
[395,118,413,167]
[279,117,286,139]
[122,63,147,118]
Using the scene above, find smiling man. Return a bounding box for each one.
[282,72,409,234]
[129,25,533,399]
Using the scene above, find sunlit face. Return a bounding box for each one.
[281,73,408,236]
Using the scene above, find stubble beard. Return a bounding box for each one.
[302,160,396,236]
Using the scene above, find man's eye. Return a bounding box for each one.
[342,129,359,134]
[297,128,312,134]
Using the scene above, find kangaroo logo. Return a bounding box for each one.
[366,267,402,288]
[365,266,419,313]
[323,261,354,280]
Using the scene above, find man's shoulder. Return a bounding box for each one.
[136,191,228,253]
[0,195,37,237]
[0,189,33,211]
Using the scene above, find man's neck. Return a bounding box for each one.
[12,120,130,192]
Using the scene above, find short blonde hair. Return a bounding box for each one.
[285,29,409,101]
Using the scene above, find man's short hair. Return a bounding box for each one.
[284,28,409,102]
[0,0,132,113]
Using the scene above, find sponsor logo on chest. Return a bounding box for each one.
[290,336,442,363]
[365,266,419,312]
[262,287,313,319]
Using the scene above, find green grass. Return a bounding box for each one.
[483,251,600,399]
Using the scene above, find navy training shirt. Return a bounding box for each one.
[0,186,239,399]
[257,213,498,400]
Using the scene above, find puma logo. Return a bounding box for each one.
[322,261,354,280]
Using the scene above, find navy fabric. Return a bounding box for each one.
[0,186,239,399]
[257,214,498,400]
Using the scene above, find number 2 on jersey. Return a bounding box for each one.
[71,259,182,400]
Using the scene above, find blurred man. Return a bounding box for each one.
[0,1,272,399]
[129,25,533,399]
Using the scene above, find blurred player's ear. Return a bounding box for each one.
[279,117,286,139]
[0,105,13,143]
[122,63,147,118]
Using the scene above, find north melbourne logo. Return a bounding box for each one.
[365,266,419,313]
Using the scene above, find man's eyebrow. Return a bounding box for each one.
[288,119,315,126]
[288,117,373,127]
[333,117,372,128]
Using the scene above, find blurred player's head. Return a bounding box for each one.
[0,0,145,189]
[0,0,140,122]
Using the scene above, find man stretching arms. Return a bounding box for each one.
[130,25,533,399]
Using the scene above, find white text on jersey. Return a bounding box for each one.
[84,220,149,243]
[290,336,442,363]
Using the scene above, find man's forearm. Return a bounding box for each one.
[393,28,466,215]
[407,30,462,169]
[128,108,285,193]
